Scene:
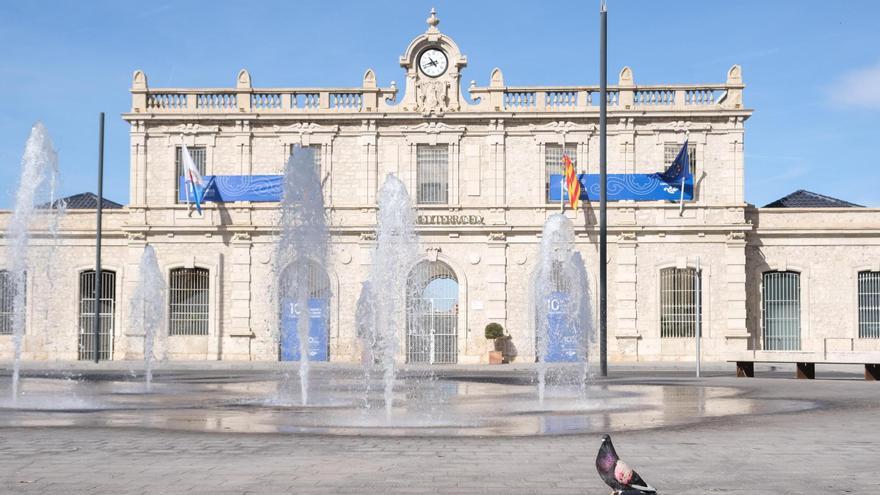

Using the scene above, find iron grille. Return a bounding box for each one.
[663,142,697,176]
[0,270,24,336]
[406,261,458,364]
[762,271,801,350]
[78,270,116,361]
[416,145,449,204]
[290,144,322,175]
[175,146,206,204]
[169,267,210,336]
[544,144,577,203]
[859,271,880,338]
[660,267,701,338]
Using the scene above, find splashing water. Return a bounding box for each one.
[6,123,62,402]
[129,245,166,392]
[275,146,329,406]
[355,281,378,408]
[365,175,419,418]
[533,214,592,404]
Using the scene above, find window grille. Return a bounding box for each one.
[290,144,322,175]
[175,146,206,204]
[663,142,697,177]
[416,144,449,204]
[406,260,459,364]
[0,270,25,336]
[169,267,210,336]
[762,271,801,350]
[660,267,701,338]
[78,270,116,361]
[545,144,577,203]
[859,271,880,338]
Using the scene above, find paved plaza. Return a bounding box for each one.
[0,366,877,494]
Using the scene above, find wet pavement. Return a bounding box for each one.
[0,364,877,493]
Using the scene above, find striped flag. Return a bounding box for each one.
[182,143,206,215]
[563,154,580,209]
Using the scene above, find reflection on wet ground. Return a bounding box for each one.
[0,367,817,437]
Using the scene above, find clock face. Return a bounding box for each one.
[418,48,448,78]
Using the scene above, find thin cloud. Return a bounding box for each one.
[830,61,880,109]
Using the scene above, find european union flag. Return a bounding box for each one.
[656,140,692,185]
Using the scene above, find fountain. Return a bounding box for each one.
[364,174,420,417]
[129,245,166,392]
[533,213,592,403]
[5,123,62,402]
[275,146,329,406]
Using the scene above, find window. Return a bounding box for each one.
[175,146,206,204]
[417,144,448,204]
[660,267,701,338]
[78,270,116,361]
[762,271,801,350]
[0,270,25,336]
[291,144,322,176]
[545,144,577,203]
[169,267,210,336]
[664,142,697,176]
[859,271,880,338]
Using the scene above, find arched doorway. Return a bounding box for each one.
[406,260,459,364]
[278,260,331,361]
[78,270,116,361]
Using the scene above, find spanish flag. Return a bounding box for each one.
[562,154,580,210]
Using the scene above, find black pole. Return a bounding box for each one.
[598,1,608,377]
[94,112,105,363]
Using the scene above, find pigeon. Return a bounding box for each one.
[596,434,657,494]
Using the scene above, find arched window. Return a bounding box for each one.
[762,271,801,350]
[78,270,116,361]
[660,267,701,338]
[169,267,210,336]
[406,260,459,364]
[858,271,880,339]
[0,270,25,336]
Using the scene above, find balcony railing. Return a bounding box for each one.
[129,65,745,115]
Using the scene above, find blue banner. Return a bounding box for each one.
[179,175,283,203]
[548,173,693,202]
[545,291,583,363]
[280,298,329,361]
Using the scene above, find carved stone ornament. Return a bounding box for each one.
[425,246,441,262]
[416,79,451,116]
[359,232,377,241]
[488,232,506,241]
[231,232,252,242]
[727,231,746,241]
[617,232,637,242]
[126,232,146,242]
[154,123,219,136]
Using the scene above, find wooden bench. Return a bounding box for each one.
[728,352,880,381]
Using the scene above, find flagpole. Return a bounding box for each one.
[598,0,608,377]
[679,176,685,216]
[560,173,564,213]
[94,112,105,363]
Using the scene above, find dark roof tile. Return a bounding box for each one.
[764,189,863,208]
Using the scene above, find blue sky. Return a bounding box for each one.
[0,0,877,208]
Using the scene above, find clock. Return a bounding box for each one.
[418,48,448,78]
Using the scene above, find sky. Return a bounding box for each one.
[0,0,878,208]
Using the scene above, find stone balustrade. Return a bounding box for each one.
[128,64,746,116]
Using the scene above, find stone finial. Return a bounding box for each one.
[426,7,440,32]
[363,68,377,89]
[237,69,252,89]
[727,64,743,84]
[618,66,634,86]
[490,67,504,87]
[132,70,148,90]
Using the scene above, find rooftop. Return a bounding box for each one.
[763,189,864,208]
[39,192,124,210]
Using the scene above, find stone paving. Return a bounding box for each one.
[0,369,878,494]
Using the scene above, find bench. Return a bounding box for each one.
[727,351,880,381]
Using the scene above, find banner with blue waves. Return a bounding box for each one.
[548,173,693,202]
[178,175,284,202]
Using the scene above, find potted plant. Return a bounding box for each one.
[484,322,508,364]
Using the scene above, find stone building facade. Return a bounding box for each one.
[2,10,878,364]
